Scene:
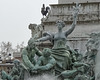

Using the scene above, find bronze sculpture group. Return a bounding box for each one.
[1,3,98,80]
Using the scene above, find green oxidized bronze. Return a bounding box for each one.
[58,62,90,80]
[1,59,23,80]
[21,38,42,74]
[36,3,80,75]
[1,3,97,80]
[33,48,56,75]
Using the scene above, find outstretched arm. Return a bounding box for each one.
[64,3,80,36]
[36,32,53,42]
[21,48,34,70]
[35,57,56,71]
[37,35,50,42]
[35,47,43,56]
[65,14,77,36]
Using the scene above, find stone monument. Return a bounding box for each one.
[1,0,100,80]
[41,0,100,54]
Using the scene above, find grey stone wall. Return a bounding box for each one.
[48,2,100,22]
[58,0,100,4]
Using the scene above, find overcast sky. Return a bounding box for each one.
[0,0,58,48]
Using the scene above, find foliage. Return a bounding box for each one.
[0,41,25,61]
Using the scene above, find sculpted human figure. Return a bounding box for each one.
[1,70,11,80]
[84,32,100,80]
[21,38,42,74]
[84,33,99,64]
[36,3,80,75]
[33,48,56,75]
[1,59,23,80]
[58,62,90,80]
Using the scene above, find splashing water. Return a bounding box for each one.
[28,74,58,80]
[95,47,100,80]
